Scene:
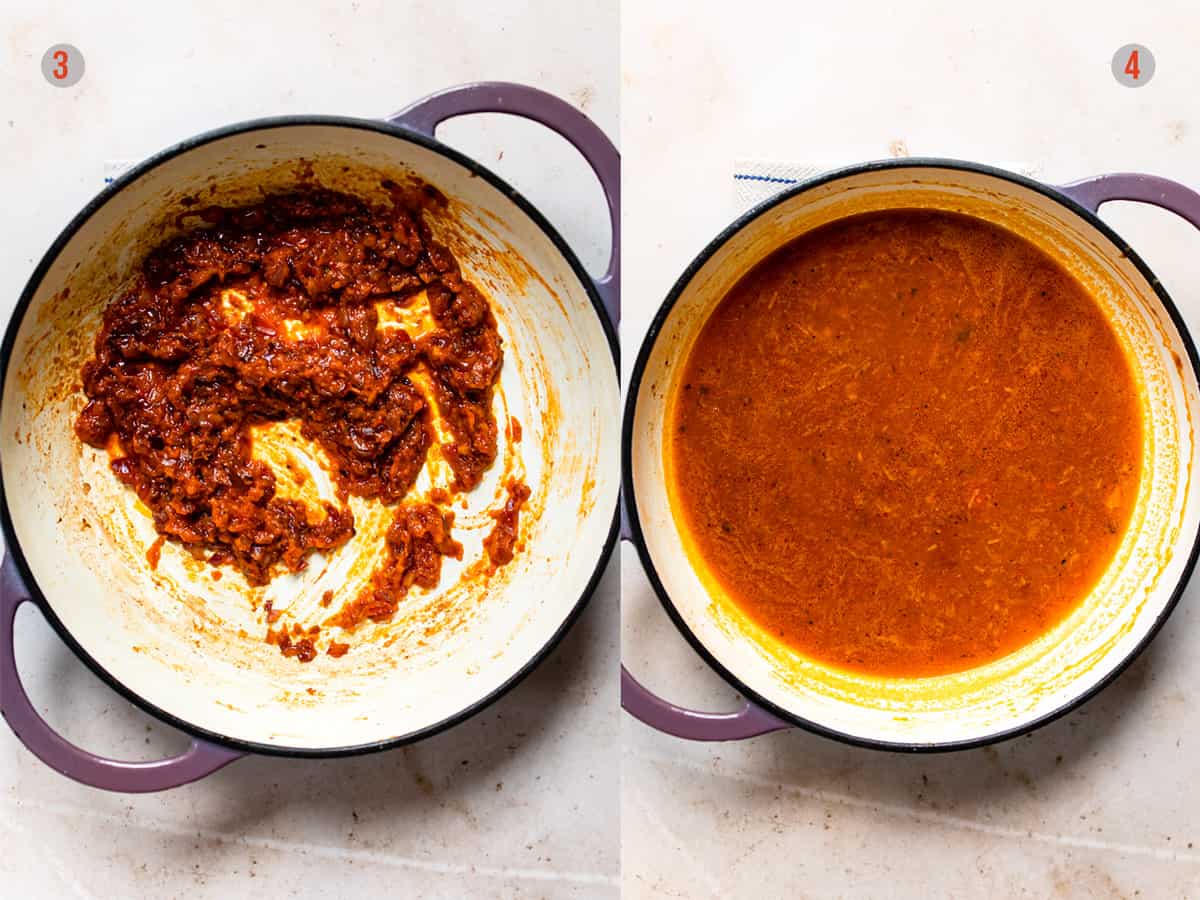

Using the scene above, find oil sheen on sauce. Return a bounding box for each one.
[669,209,1144,678]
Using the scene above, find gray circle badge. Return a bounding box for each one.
[1112,44,1154,88]
[41,44,84,88]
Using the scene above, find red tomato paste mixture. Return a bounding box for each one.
[76,187,528,661]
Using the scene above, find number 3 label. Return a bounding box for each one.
[40,43,84,88]
[1113,43,1155,88]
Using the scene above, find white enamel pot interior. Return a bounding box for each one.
[1,118,618,754]
[626,160,1200,749]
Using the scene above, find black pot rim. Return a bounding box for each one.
[0,113,619,759]
[621,156,1200,753]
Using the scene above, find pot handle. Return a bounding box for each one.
[388,82,620,330]
[620,526,790,740]
[1058,172,1200,221]
[0,554,243,792]
[622,659,790,741]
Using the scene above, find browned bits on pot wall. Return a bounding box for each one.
[331,501,463,631]
[483,480,532,567]
[145,535,165,570]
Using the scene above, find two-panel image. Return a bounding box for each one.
[3,2,1198,897]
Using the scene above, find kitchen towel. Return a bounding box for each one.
[732,156,1044,213]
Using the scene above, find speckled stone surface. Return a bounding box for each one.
[621,2,1200,897]
[0,1,617,897]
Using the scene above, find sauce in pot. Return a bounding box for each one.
[669,209,1143,678]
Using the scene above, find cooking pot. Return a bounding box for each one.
[0,82,620,789]
[622,160,1200,750]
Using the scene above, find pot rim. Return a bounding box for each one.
[621,156,1200,753]
[0,114,619,759]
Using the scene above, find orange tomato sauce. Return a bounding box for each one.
[669,210,1143,678]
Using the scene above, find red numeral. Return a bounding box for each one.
[52,49,68,79]
[1124,49,1140,80]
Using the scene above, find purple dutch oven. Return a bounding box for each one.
[1,83,619,790]
[622,160,1200,750]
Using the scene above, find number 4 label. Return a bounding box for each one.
[1125,49,1140,80]
[1113,43,1155,88]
